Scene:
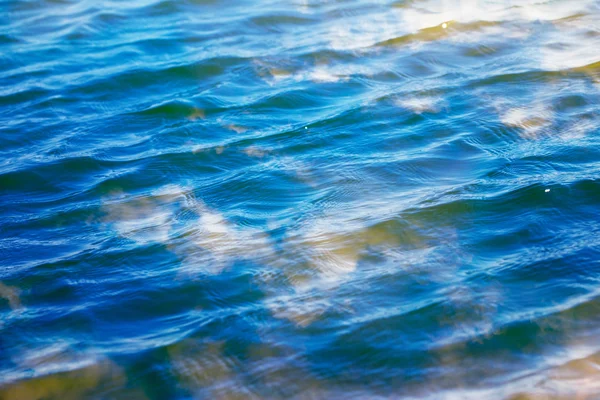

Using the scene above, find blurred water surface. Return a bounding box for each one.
[2,0,600,398]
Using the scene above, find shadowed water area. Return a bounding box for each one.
[1,0,600,398]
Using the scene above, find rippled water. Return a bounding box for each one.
[2,0,600,398]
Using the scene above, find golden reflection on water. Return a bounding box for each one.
[253,59,294,86]
[418,288,600,399]
[96,178,600,395]
[168,338,336,399]
[102,185,274,277]
[267,295,329,328]
[0,281,22,311]
[170,200,272,278]
[395,95,447,114]
[101,187,183,246]
[243,146,270,158]
[485,70,597,142]
[0,281,22,329]
[168,339,251,400]
[245,343,330,398]
[224,124,248,134]
[499,106,552,140]
[0,358,135,400]
[262,213,436,327]
[575,62,600,88]
[255,56,377,85]
[187,108,205,121]
[538,353,600,400]
[508,352,600,400]
[46,185,600,395]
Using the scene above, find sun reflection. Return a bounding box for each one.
[500,107,552,140]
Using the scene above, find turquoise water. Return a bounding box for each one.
[1,0,600,398]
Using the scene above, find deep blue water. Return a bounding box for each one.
[2,0,600,398]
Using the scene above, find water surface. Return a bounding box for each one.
[2,0,600,398]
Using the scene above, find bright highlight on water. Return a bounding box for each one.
[1,0,600,398]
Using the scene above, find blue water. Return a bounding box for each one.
[2,0,600,398]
